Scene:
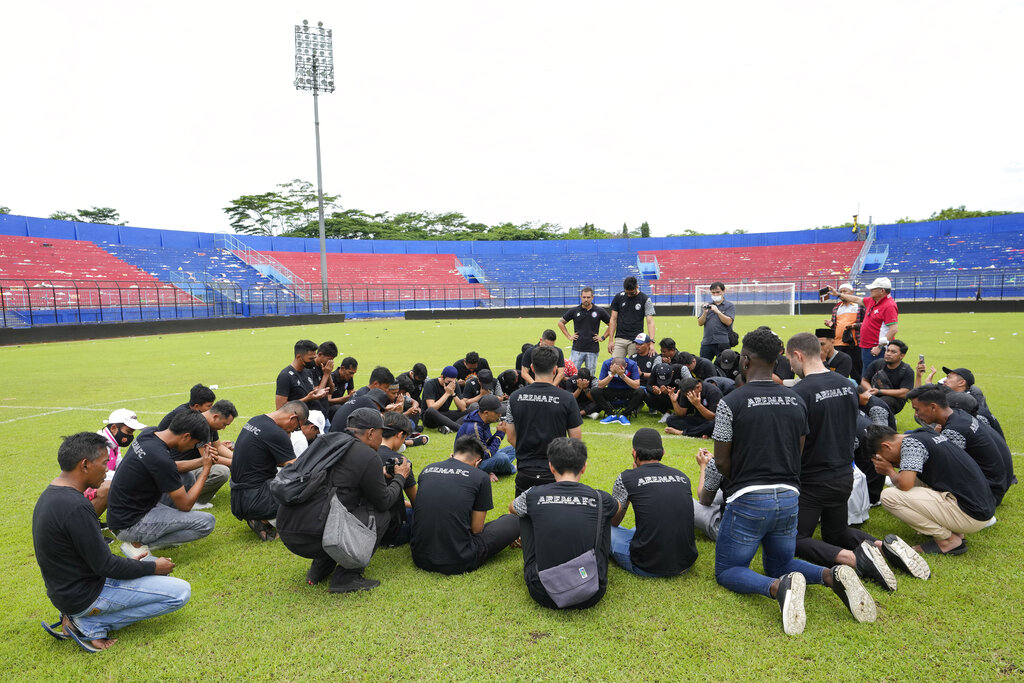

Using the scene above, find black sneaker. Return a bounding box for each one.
[775,572,806,635]
[854,541,897,591]
[881,534,931,580]
[306,556,337,586]
[328,572,381,594]
[830,565,877,623]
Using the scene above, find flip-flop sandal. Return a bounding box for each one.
[920,539,968,556]
[41,617,70,641]
[246,519,270,541]
[62,620,101,653]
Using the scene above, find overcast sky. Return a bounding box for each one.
[2,1,1022,237]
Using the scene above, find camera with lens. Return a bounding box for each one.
[702,304,712,310]
[384,457,405,476]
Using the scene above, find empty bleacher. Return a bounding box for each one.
[874,233,1024,272]
[468,252,642,285]
[642,242,863,285]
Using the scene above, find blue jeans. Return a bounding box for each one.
[69,574,191,639]
[114,503,215,550]
[610,526,662,578]
[860,347,880,380]
[478,446,516,475]
[714,489,826,597]
[700,342,725,361]
[570,350,599,373]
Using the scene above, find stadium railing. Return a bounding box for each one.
[2,270,1022,328]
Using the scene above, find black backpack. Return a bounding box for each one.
[269,431,356,506]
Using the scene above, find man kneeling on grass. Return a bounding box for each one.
[33,433,190,653]
[510,437,620,610]
[609,428,698,577]
[411,436,520,574]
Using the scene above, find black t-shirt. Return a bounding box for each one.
[861,395,897,429]
[462,376,494,400]
[453,357,490,381]
[378,444,415,525]
[704,375,736,396]
[863,359,914,390]
[504,383,583,473]
[513,481,617,608]
[156,406,218,464]
[792,372,859,483]
[107,427,185,530]
[230,414,294,489]
[942,409,1013,503]
[648,363,685,389]
[691,357,719,380]
[156,403,191,430]
[521,345,565,374]
[561,304,610,353]
[308,365,331,413]
[329,390,386,433]
[33,485,156,614]
[330,370,356,399]
[899,429,996,521]
[276,365,316,402]
[674,380,722,418]
[609,290,652,339]
[824,351,853,377]
[411,457,493,570]
[773,356,794,381]
[612,462,697,575]
[712,380,808,500]
[629,352,661,379]
[422,378,456,412]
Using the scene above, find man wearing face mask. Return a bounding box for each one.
[87,409,147,517]
[697,281,736,361]
[275,339,329,409]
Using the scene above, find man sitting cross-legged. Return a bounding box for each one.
[609,428,698,577]
[33,432,191,653]
[592,356,646,426]
[411,436,520,575]
[106,411,216,561]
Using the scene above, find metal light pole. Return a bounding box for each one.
[294,20,335,312]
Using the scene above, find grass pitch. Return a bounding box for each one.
[1,312,1021,681]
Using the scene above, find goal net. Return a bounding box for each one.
[693,283,795,316]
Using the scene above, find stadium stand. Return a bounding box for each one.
[468,252,642,285]
[643,242,863,285]
[872,234,1024,272]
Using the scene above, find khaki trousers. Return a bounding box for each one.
[880,485,989,541]
[611,338,636,359]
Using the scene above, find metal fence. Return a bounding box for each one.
[3,270,1023,328]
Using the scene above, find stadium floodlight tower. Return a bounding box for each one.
[294,19,335,313]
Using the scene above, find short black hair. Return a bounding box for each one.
[530,345,558,375]
[294,339,317,356]
[317,341,338,357]
[634,446,663,462]
[453,435,486,461]
[659,337,677,351]
[465,351,480,364]
[677,351,695,366]
[577,367,593,381]
[710,281,725,291]
[57,432,108,472]
[677,376,699,394]
[863,424,898,455]
[168,410,212,442]
[210,399,238,419]
[742,327,783,365]
[381,411,413,438]
[341,356,358,370]
[541,329,557,342]
[280,400,310,424]
[623,276,638,291]
[189,383,216,407]
[887,339,909,355]
[786,332,819,358]
[548,437,588,475]
[907,384,948,408]
[498,369,520,389]
[411,362,427,380]
[397,374,416,394]
[521,343,534,353]
[369,366,395,386]
[581,286,594,295]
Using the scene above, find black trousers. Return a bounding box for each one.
[854,447,886,504]
[836,345,861,380]
[278,507,392,581]
[665,413,715,437]
[644,392,674,413]
[591,386,645,416]
[422,408,467,430]
[413,514,520,575]
[515,469,555,497]
[795,472,876,566]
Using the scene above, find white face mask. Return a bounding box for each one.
[711,295,723,303]
[398,443,407,453]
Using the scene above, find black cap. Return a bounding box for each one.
[476,368,495,389]
[652,364,675,385]
[717,349,739,370]
[815,328,835,339]
[942,367,975,387]
[478,394,501,413]
[632,427,662,451]
[347,407,384,430]
[364,388,390,408]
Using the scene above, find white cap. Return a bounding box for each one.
[307,410,326,434]
[868,277,892,290]
[838,283,854,292]
[104,408,146,430]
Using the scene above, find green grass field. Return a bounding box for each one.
[1,312,1021,681]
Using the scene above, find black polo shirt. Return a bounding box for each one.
[504,383,582,474]
[330,369,356,400]
[899,429,996,521]
[561,304,610,353]
[107,427,184,531]
[276,364,316,402]
[411,457,492,572]
[712,380,808,500]
[609,290,653,340]
[824,350,853,377]
[863,359,914,390]
[629,351,661,379]
[611,462,697,575]
[230,414,294,489]
[521,345,565,373]
[792,372,859,483]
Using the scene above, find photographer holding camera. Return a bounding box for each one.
[378,412,418,547]
[696,282,736,361]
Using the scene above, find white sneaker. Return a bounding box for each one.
[658,413,670,423]
[192,502,214,510]
[121,542,150,560]
[983,516,997,528]
[588,412,600,420]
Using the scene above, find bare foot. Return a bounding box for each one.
[489,473,498,483]
[664,427,683,435]
[62,616,117,650]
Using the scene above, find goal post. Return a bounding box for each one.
[693,283,795,316]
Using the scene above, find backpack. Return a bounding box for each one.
[269,431,356,506]
[727,326,739,348]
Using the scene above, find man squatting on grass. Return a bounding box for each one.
[33,432,190,653]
